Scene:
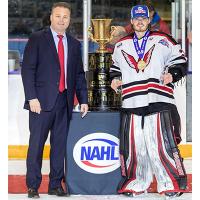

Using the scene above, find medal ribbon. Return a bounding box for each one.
[133,30,150,60]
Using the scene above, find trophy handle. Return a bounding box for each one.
[88,26,97,43]
[109,26,117,42]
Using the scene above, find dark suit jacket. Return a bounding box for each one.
[21,28,88,119]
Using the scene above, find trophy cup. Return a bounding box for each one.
[87,19,121,111]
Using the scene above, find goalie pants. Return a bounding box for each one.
[118,110,187,194]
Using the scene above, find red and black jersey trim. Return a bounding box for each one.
[170,56,187,62]
[110,65,122,80]
[122,78,174,100]
[122,90,174,100]
[118,33,134,43]
[122,78,174,89]
[150,31,177,45]
[110,65,121,71]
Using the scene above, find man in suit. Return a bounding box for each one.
[21,2,88,198]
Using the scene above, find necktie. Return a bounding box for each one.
[57,35,65,92]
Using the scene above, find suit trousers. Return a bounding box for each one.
[26,90,69,190]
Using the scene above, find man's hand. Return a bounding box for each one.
[29,98,41,114]
[161,73,173,85]
[111,79,122,93]
[109,26,127,45]
[111,26,126,37]
[80,104,88,118]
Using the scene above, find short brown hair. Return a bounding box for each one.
[51,2,71,13]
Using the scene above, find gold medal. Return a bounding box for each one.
[137,60,147,71]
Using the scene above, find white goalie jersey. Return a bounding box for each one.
[110,31,187,109]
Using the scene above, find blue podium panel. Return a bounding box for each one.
[66,111,121,195]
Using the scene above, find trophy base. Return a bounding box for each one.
[88,87,121,112]
[87,52,122,112]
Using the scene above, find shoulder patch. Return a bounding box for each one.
[158,38,169,48]
[150,31,177,45]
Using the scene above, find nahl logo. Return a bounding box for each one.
[73,133,120,174]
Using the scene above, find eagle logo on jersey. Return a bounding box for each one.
[121,45,155,73]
